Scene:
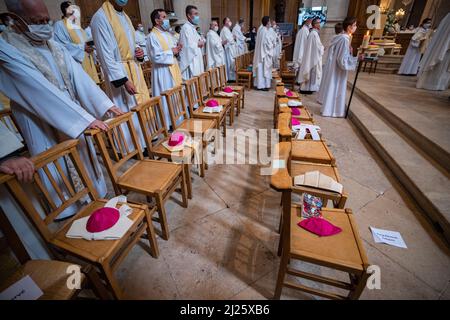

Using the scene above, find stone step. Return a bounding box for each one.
[348,94,450,245]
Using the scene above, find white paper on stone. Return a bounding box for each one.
[65,196,134,240]
[203,105,223,113]
[370,227,407,248]
[0,275,43,300]
[294,170,343,194]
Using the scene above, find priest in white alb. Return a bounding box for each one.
[221,17,238,81]
[147,9,183,128]
[232,19,248,55]
[53,1,100,84]
[270,20,282,69]
[90,0,150,146]
[135,23,149,62]
[298,18,324,93]
[1,0,123,211]
[178,5,205,80]
[253,16,275,91]
[206,20,226,70]
[416,13,450,91]
[319,17,360,118]
[293,18,311,83]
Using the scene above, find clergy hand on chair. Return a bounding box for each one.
[0,157,35,183]
[88,119,109,131]
[108,106,125,117]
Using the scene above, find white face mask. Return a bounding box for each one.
[138,26,144,32]
[26,23,53,41]
[213,26,219,32]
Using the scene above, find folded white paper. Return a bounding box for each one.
[218,91,239,97]
[294,170,343,194]
[370,227,407,248]
[0,275,43,300]
[287,100,303,107]
[66,196,134,241]
[203,105,223,113]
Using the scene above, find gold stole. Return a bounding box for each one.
[63,18,100,84]
[102,1,150,104]
[152,28,182,86]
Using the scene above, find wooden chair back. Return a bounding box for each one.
[183,77,203,115]
[143,63,152,92]
[209,67,221,95]
[1,140,97,243]
[85,113,144,190]
[198,72,212,101]
[218,65,227,88]
[161,85,190,129]
[132,97,170,156]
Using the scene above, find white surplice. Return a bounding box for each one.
[268,27,282,69]
[220,26,238,81]
[232,24,248,55]
[179,21,204,80]
[90,7,145,146]
[298,29,324,92]
[135,29,149,61]
[253,25,275,89]
[319,34,357,117]
[417,13,450,91]
[293,25,310,82]
[206,29,226,70]
[147,29,177,127]
[398,26,430,75]
[53,19,86,64]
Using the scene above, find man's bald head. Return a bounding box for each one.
[5,0,50,24]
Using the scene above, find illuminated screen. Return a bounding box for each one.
[298,6,328,28]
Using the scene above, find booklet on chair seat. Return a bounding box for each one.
[203,106,223,113]
[294,171,343,194]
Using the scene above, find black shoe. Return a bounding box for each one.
[299,90,314,95]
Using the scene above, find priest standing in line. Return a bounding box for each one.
[293,18,311,83]
[206,20,226,70]
[270,20,282,69]
[90,0,150,146]
[221,17,238,81]
[1,0,124,212]
[232,18,248,55]
[147,8,183,128]
[319,17,363,117]
[178,5,205,80]
[135,22,149,62]
[298,18,324,94]
[416,13,450,91]
[53,1,100,84]
[253,16,275,91]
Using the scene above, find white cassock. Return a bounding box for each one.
[0,35,113,257]
[417,13,450,91]
[53,20,85,64]
[179,21,204,80]
[293,25,310,82]
[206,29,226,70]
[319,34,357,117]
[398,26,431,75]
[232,24,248,55]
[90,7,146,146]
[220,26,238,81]
[298,29,324,92]
[269,28,282,69]
[135,29,149,61]
[147,29,178,127]
[253,25,275,89]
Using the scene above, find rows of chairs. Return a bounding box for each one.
[270,83,370,300]
[235,51,254,89]
[0,64,246,299]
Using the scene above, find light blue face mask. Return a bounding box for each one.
[26,23,53,41]
[162,19,170,31]
[192,15,200,25]
[115,0,128,6]
[0,24,6,33]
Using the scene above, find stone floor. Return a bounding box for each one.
[109,86,450,300]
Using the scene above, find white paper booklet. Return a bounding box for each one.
[0,275,43,300]
[287,100,302,107]
[203,105,223,113]
[294,170,343,194]
[370,227,407,248]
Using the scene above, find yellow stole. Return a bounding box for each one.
[102,1,150,104]
[63,18,100,84]
[152,28,182,87]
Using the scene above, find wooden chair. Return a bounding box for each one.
[291,140,335,165]
[161,85,217,177]
[132,97,194,199]
[280,51,296,89]
[0,140,159,299]
[142,61,152,95]
[85,113,188,241]
[271,142,370,300]
[219,64,245,111]
[184,76,228,137]
[277,112,316,141]
[235,55,253,89]
[209,67,240,120]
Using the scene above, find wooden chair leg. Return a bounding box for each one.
[144,208,160,258]
[180,170,188,208]
[184,163,193,199]
[223,116,227,137]
[155,193,170,240]
[348,271,369,300]
[199,141,206,177]
[100,263,122,300]
[82,264,112,300]
[274,251,289,299]
[337,193,348,209]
